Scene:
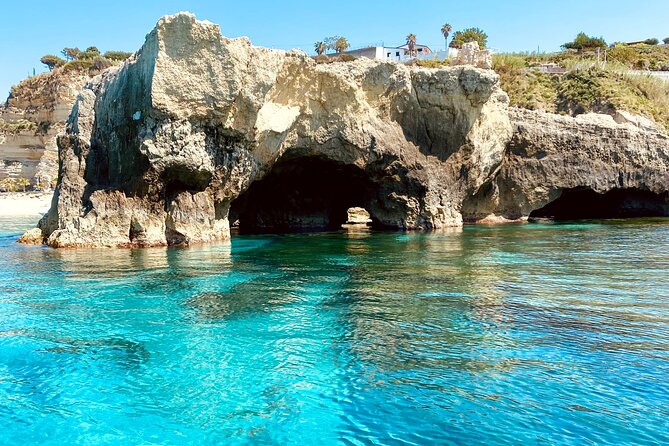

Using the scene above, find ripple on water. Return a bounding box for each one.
[0,219,669,444]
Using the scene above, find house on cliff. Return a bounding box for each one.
[344,43,452,62]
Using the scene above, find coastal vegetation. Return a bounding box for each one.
[0,118,38,134]
[440,23,452,49]
[0,177,31,192]
[314,36,351,55]
[449,27,488,49]
[562,32,607,50]
[493,53,669,130]
[38,46,132,74]
[334,37,350,54]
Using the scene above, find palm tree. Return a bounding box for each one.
[441,23,452,50]
[314,41,326,56]
[335,37,350,54]
[406,34,417,57]
[17,178,30,192]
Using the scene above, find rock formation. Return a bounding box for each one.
[20,13,669,248]
[451,42,493,70]
[1,72,90,187]
[462,108,669,222]
[28,12,512,247]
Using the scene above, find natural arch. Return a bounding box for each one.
[229,155,384,234]
[529,187,669,220]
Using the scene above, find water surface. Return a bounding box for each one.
[1,217,669,445]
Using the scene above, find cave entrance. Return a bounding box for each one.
[229,155,382,234]
[529,187,669,221]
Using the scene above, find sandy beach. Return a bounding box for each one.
[0,192,53,217]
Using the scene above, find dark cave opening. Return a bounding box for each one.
[529,187,669,221]
[229,156,382,234]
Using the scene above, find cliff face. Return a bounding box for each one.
[21,13,669,248]
[463,108,669,221]
[31,13,512,247]
[0,71,90,187]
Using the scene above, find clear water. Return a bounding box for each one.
[1,216,669,445]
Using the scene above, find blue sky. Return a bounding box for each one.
[2,0,668,97]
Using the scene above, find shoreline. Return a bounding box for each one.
[0,192,53,217]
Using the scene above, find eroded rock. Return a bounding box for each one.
[462,108,669,221]
[20,13,669,247]
[24,12,512,247]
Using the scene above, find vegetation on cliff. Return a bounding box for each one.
[493,52,669,131]
[36,46,132,78]
[449,28,488,49]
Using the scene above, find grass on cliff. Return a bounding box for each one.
[493,53,669,131]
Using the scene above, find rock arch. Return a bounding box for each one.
[228,155,386,233]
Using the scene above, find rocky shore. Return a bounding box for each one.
[18,12,669,248]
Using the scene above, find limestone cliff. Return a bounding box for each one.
[463,108,669,221]
[1,71,90,187]
[29,12,512,247]
[20,13,669,248]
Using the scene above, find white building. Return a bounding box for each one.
[344,44,457,62]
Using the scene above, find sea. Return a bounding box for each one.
[1,216,668,445]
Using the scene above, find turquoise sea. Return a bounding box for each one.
[1,216,669,445]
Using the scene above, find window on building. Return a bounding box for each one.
[387,53,391,57]
[396,52,400,57]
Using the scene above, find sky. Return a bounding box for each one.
[1,0,669,97]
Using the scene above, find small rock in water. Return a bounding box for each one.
[344,207,373,226]
[17,228,43,245]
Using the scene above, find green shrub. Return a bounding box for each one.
[103,51,133,61]
[450,28,488,49]
[62,60,93,72]
[339,54,356,62]
[562,32,607,50]
[61,47,81,61]
[40,55,65,71]
[645,38,659,45]
[607,45,637,66]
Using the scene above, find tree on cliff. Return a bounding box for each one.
[406,34,417,57]
[40,55,65,71]
[449,28,488,49]
[323,36,339,54]
[334,37,350,54]
[562,33,606,51]
[314,41,326,56]
[664,37,669,45]
[61,47,80,61]
[441,23,452,50]
[103,51,133,61]
[79,47,101,60]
